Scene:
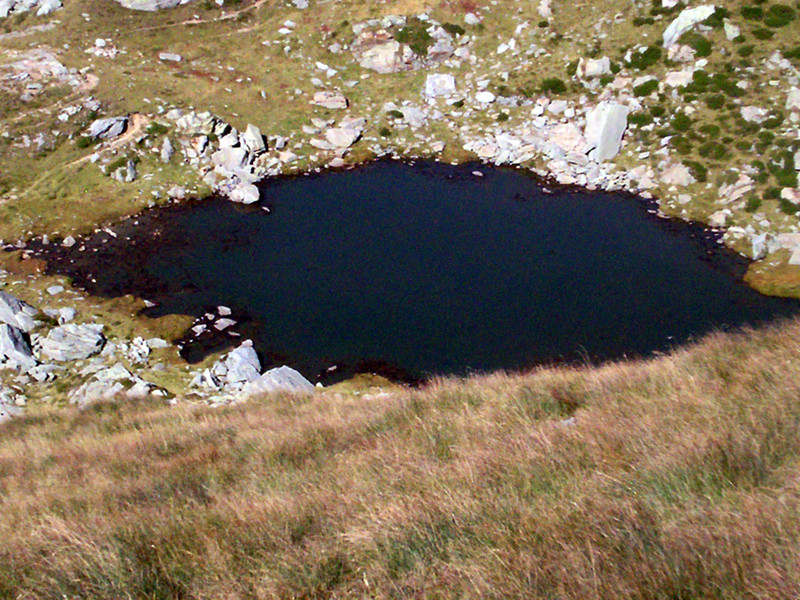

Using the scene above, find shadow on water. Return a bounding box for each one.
[25,159,800,384]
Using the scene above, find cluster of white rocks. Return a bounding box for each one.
[190,340,314,405]
[0,0,60,18]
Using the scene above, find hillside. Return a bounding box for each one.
[2,0,800,595]
[2,318,800,597]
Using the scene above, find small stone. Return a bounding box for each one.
[158,52,182,62]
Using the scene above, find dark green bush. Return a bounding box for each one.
[75,136,94,149]
[633,79,659,97]
[379,126,392,137]
[745,195,762,212]
[765,186,781,199]
[629,113,654,126]
[496,112,509,122]
[703,7,731,27]
[672,113,692,132]
[752,27,775,39]
[741,5,764,19]
[700,124,721,138]
[672,134,693,155]
[764,4,796,27]
[633,16,655,26]
[763,113,785,129]
[396,19,433,55]
[566,59,579,77]
[699,141,727,160]
[599,74,614,87]
[737,44,755,57]
[685,160,708,182]
[682,32,712,57]
[386,109,404,119]
[147,122,170,136]
[538,20,549,28]
[705,94,725,109]
[540,77,566,94]
[649,105,666,118]
[442,23,465,36]
[627,45,662,70]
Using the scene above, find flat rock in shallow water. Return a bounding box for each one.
[241,365,314,397]
[40,323,105,361]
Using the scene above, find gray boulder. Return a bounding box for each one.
[662,5,716,47]
[312,91,348,110]
[358,41,407,74]
[112,0,182,10]
[39,323,105,361]
[584,101,629,162]
[160,137,174,163]
[242,124,266,154]
[240,365,314,397]
[0,399,23,424]
[0,291,37,332]
[36,0,61,15]
[424,73,457,99]
[224,341,261,386]
[230,182,260,204]
[0,0,15,18]
[89,117,128,140]
[0,324,35,371]
[69,363,159,408]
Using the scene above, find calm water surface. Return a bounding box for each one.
[33,160,800,382]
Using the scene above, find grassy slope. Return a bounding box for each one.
[3,318,800,598]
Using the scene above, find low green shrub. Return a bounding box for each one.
[396,19,433,55]
[752,28,775,39]
[684,159,708,182]
[75,136,94,149]
[699,141,727,160]
[627,45,662,70]
[442,23,465,36]
[540,77,566,94]
[672,113,692,132]
[745,195,762,212]
[741,5,764,20]
[737,44,755,57]
[629,113,654,126]
[633,79,659,97]
[764,4,796,27]
[705,94,725,109]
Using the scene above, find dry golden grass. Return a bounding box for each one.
[3,318,800,598]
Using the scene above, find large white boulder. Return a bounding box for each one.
[0,324,35,371]
[0,291,37,333]
[39,323,105,361]
[663,5,716,47]
[584,102,630,162]
[240,366,315,397]
[424,73,457,99]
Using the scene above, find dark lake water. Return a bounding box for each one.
[31,160,800,382]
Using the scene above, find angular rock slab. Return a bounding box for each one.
[0,324,35,371]
[585,102,629,163]
[40,323,105,361]
[241,366,314,397]
[0,291,37,333]
[112,0,182,10]
[424,73,457,99]
[89,117,128,140]
[662,5,716,47]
